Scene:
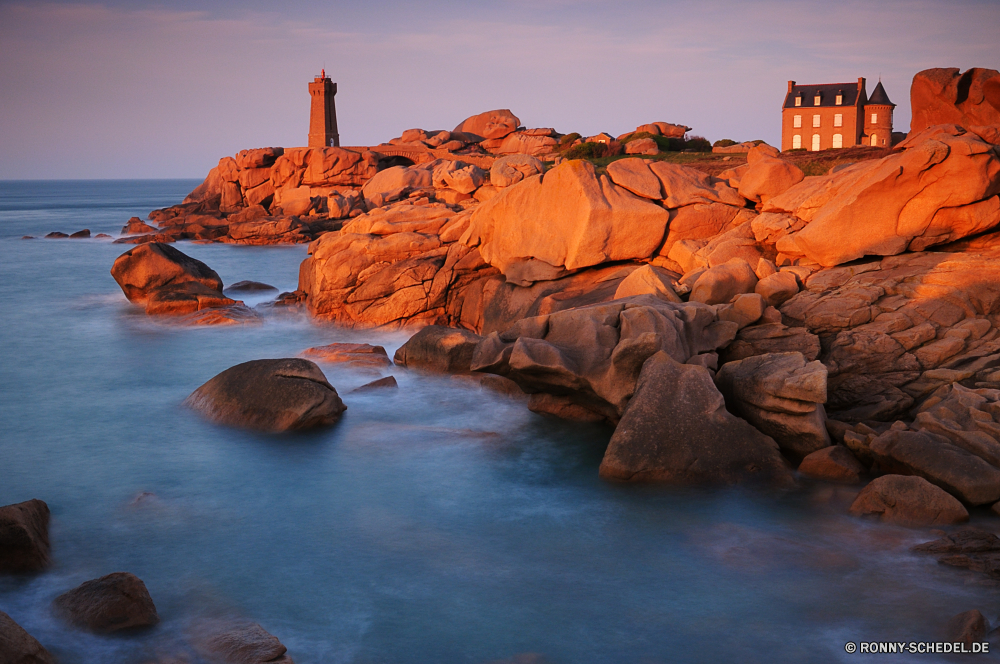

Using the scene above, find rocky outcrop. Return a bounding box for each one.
[913,529,1000,579]
[910,68,1000,135]
[490,154,544,188]
[186,359,346,432]
[715,352,830,461]
[848,475,968,526]
[394,325,483,373]
[471,296,739,421]
[466,160,670,284]
[763,126,1000,266]
[0,610,55,664]
[0,499,50,573]
[453,109,520,141]
[797,445,866,482]
[53,572,159,633]
[191,620,293,664]
[598,352,793,485]
[111,243,223,304]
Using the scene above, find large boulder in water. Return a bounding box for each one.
[394,325,483,373]
[53,572,159,633]
[0,610,55,663]
[848,475,968,526]
[111,242,223,304]
[910,67,1000,135]
[598,352,793,485]
[0,499,50,573]
[186,359,346,432]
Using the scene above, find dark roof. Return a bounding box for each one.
[783,82,862,109]
[867,81,895,107]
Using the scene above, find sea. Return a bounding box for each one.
[0,180,993,663]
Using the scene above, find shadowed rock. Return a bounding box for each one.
[798,445,866,482]
[394,325,483,373]
[0,610,55,663]
[191,619,293,664]
[53,572,159,633]
[0,499,50,573]
[944,610,989,648]
[186,359,346,432]
[849,475,968,526]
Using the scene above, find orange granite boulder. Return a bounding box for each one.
[110,242,224,304]
[910,67,1000,135]
[453,109,520,140]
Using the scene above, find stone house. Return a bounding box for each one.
[781,78,894,151]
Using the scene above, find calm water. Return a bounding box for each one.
[0,180,994,663]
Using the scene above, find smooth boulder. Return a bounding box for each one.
[453,109,520,140]
[910,67,1000,134]
[394,325,483,373]
[598,352,793,485]
[848,475,968,526]
[192,619,293,664]
[490,154,544,188]
[186,359,346,432]
[798,445,866,482]
[111,242,223,304]
[0,499,50,573]
[53,572,159,633]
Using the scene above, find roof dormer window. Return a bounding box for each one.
[835,92,843,105]
[795,95,802,107]
[814,94,821,106]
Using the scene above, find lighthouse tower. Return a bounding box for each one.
[308,69,339,148]
[863,80,895,148]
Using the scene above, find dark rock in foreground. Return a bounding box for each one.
[394,325,482,373]
[0,499,50,573]
[186,359,346,432]
[53,572,159,633]
[191,619,293,664]
[913,529,1000,578]
[351,376,398,393]
[944,609,989,648]
[0,610,55,664]
[598,352,794,486]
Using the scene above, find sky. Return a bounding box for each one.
[1,0,998,179]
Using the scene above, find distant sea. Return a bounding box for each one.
[0,180,984,663]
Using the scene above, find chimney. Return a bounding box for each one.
[787,80,796,93]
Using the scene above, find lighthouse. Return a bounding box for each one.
[308,69,340,148]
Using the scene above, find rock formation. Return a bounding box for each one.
[186,359,346,432]
[910,67,1000,135]
[848,475,968,526]
[191,619,294,664]
[53,572,159,633]
[0,499,50,573]
[0,610,55,664]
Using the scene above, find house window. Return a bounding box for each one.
[833,134,843,148]
[836,94,843,105]
[793,115,802,128]
[871,113,878,124]
[871,134,877,146]
[793,135,802,149]
[814,94,821,105]
[795,96,802,107]
[812,115,821,128]
[812,134,820,151]
[834,114,843,127]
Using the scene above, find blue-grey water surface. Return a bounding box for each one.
[0,180,995,663]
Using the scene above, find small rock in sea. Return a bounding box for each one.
[186,358,346,432]
[121,216,157,235]
[53,572,159,633]
[944,609,989,647]
[0,610,56,663]
[849,475,968,526]
[191,619,293,664]
[44,231,68,238]
[69,229,91,238]
[271,290,305,306]
[394,325,483,373]
[912,529,1000,579]
[225,280,278,292]
[0,498,51,573]
[94,233,112,239]
[302,342,392,369]
[21,235,35,239]
[351,375,398,393]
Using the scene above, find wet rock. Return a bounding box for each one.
[53,572,159,633]
[301,342,392,369]
[186,359,346,432]
[351,376,398,393]
[44,232,67,238]
[69,229,91,238]
[226,281,277,292]
[944,609,989,648]
[848,475,968,526]
[0,499,50,573]
[144,282,238,316]
[94,233,111,239]
[798,445,866,482]
[394,325,483,373]
[0,610,55,664]
[111,242,223,305]
[599,351,793,485]
[913,529,1000,578]
[868,429,1000,505]
[177,304,262,326]
[122,217,157,234]
[191,620,293,664]
[716,352,831,461]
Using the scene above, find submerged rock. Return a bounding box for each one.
[913,529,1000,578]
[53,572,159,633]
[598,352,794,486]
[0,610,55,663]
[0,499,50,573]
[191,619,293,664]
[301,342,392,369]
[394,325,483,373]
[226,280,277,292]
[944,609,989,648]
[186,359,346,432]
[848,475,968,526]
